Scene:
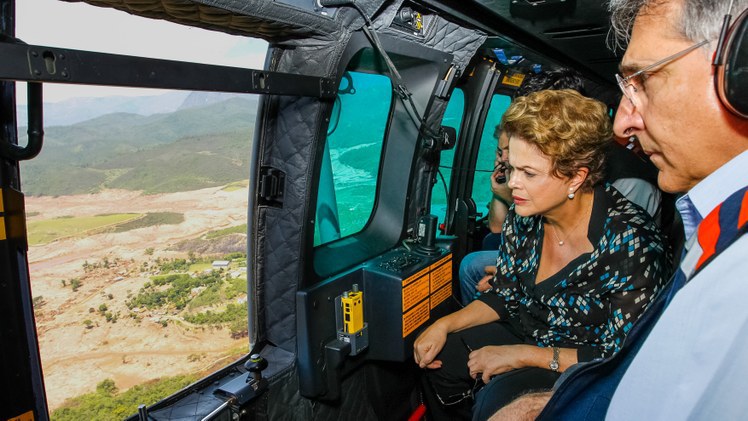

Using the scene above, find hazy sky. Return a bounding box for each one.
[16,0,269,103]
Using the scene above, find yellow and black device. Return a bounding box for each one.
[334,284,368,356]
[341,288,363,334]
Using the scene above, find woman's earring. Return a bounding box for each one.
[567,188,575,200]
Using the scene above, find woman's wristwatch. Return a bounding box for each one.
[549,347,560,372]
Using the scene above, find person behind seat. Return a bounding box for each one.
[414,89,669,421]
[458,128,510,306]
[458,68,662,306]
[489,0,748,419]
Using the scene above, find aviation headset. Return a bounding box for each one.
[714,6,748,118]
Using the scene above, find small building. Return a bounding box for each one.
[212,260,230,268]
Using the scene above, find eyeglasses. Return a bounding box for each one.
[615,39,710,108]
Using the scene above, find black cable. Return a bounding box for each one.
[350,3,441,141]
[327,96,342,136]
[436,167,449,202]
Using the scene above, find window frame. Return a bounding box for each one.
[307,32,452,283]
[313,70,394,247]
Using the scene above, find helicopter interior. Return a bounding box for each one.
[0,0,649,419]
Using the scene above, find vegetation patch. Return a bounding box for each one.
[51,375,196,421]
[184,303,247,325]
[221,180,249,192]
[204,223,247,239]
[157,258,191,273]
[126,253,247,312]
[184,303,249,338]
[110,212,184,232]
[188,262,213,273]
[187,284,222,309]
[126,272,223,310]
[27,213,141,245]
[224,275,248,298]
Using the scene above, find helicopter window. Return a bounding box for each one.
[314,71,393,246]
[16,1,263,416]
[21,84,258,419]
[471,94,512,214]
[432,88,466,225]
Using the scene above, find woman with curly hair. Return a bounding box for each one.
[414,89,669,420]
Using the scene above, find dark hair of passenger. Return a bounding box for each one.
[513,67,587,98]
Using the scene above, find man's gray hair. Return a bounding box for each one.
[608,0,748,51]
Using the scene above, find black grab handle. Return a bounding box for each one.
[0,82,43,161]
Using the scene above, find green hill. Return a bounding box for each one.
[20,98,256,196]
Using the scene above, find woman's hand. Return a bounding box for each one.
[413,321,449,369]
[476,266,497,292]
[467,344,530,384]
[413,302,503,369]
[490,165,512,203]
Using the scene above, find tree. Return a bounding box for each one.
[95,378,118,396]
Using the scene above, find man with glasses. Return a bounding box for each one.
[489,0,748,419]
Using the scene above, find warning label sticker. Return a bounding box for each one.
[430,259,452,292]
[8,411,35,421]
[400,253,453,336]
[502,73,526,87]
[430,254,451,271]
[403,299,430,338]
[431,284,452,309]
[402,274,430,312]
[403,266,430,287]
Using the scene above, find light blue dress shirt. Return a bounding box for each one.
[607,150,748,420]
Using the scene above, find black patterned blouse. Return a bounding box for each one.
[478,184,669,361]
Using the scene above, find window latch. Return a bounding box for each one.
[258,166,285,207]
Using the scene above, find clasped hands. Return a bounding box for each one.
[477,265,497,293]
[414,321,530,384]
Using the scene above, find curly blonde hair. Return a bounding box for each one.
[500,89,612,190]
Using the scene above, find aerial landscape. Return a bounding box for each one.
[21,92,258,419]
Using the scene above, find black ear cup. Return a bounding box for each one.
[716,8,748,118]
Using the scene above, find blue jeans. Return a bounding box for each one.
[458,250,498,306]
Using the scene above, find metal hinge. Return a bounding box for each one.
[258,166,285,207]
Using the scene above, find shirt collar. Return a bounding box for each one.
[587,184,611,243]
[679,149,748,237]
[675,195,701,241]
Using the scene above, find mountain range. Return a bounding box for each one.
[19,92,259,196]
[16,91,255,127]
